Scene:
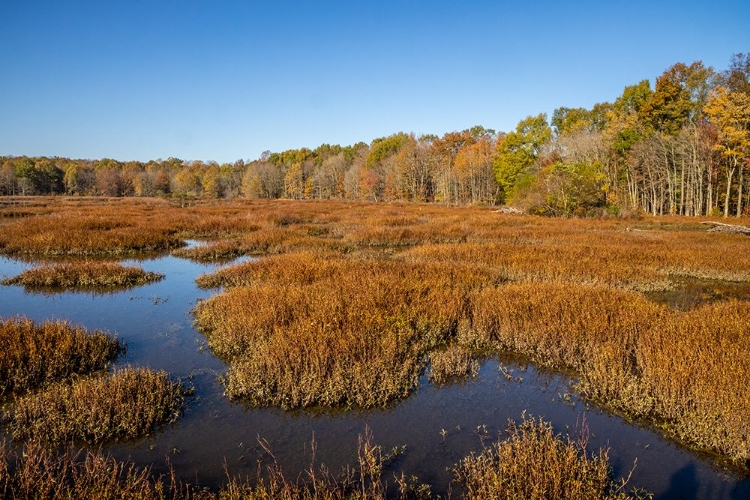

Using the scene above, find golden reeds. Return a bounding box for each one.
[2,261,163,290]
[2,197,749,467]
[428,345,480,385]
[0,429,406,500]
[0,316,123,396]
[171,240,246,262]
[454,415,646,500]
[194,258,485,408]
[0,440,168,500]
[3,366,187,445]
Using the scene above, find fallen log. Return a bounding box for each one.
[700,221,750,235]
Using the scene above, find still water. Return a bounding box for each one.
[0,252,747,499]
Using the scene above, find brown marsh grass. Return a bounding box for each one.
[2,197,749,466]
[3,366,187,445]
[172,239,246,262]
[1,261,164,290]
[193,258,491,408]
[469,283,750,464]
[0,316,123,396]
[0,439,172,500]
[428,345,480,385]
[454,414,647,500]
[0,429,413,500]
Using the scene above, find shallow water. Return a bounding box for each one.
[646,276,750,310]
[0,254,748,499]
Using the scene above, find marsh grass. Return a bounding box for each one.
[1,261,164,291]
[0,439,171,500]
[470,283,750,465]
[454,415,647,500]
[3,198,750,466]
[428,345,480,385]
[0,317,123,396]
[0,429,411,500]
[172,240,246,262]
[193,257,493,408]
[3,366,187,445]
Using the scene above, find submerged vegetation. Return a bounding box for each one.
[3,366,187,446]
[1,261,164,291]
[0,316,123,396]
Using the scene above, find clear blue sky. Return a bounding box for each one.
[2,1,748,164]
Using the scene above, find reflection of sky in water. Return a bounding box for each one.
[0,254,747,498]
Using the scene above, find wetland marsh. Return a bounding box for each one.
[0,197,748,498]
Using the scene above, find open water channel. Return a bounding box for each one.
[0,249,748,499]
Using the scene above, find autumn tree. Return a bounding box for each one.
[453,136,497,204]
[394,135,435,201]
[430,130,476,203]
[705,86,750,216]
[242,161,284,199]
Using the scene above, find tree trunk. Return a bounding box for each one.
[724,162,735,218]
[737,164,744,217]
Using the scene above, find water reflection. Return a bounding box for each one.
[0,254,748,498]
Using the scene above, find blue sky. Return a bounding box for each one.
[2,1,748,163]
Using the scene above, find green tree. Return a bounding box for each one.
[493,114,552,203]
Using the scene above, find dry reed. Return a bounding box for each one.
[2,261,163,290]
[0,316,123,396]
[172,240,246,262]
[194,258,491,408]
[469,283,750,464]
[454,414,647,500]
[0,429,409,500]
[3,366,187,445]
[428,345,480,385]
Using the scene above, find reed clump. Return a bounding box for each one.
[0,429,412,500]
[0,317,124,396]
[3,366,187,445]
[1,261,164,290]
[0,213,184,256]
[0,440,170,500]
[469,283,750,465]
[194,257,493,409]
[172,240,246,262]
[428,345,480,385]
[454,415,646,500]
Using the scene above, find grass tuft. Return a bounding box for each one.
[3,366,187,445]
[0,316,124,396]
[454,414,648,500]
[2,261,163,291]
[428,345,480,385]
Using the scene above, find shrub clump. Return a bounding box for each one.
[1,261,164,291]
[3,366,187,445]
[454,415,646,500]
[0,317,124,396]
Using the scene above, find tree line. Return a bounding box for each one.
[2,54,748,217]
